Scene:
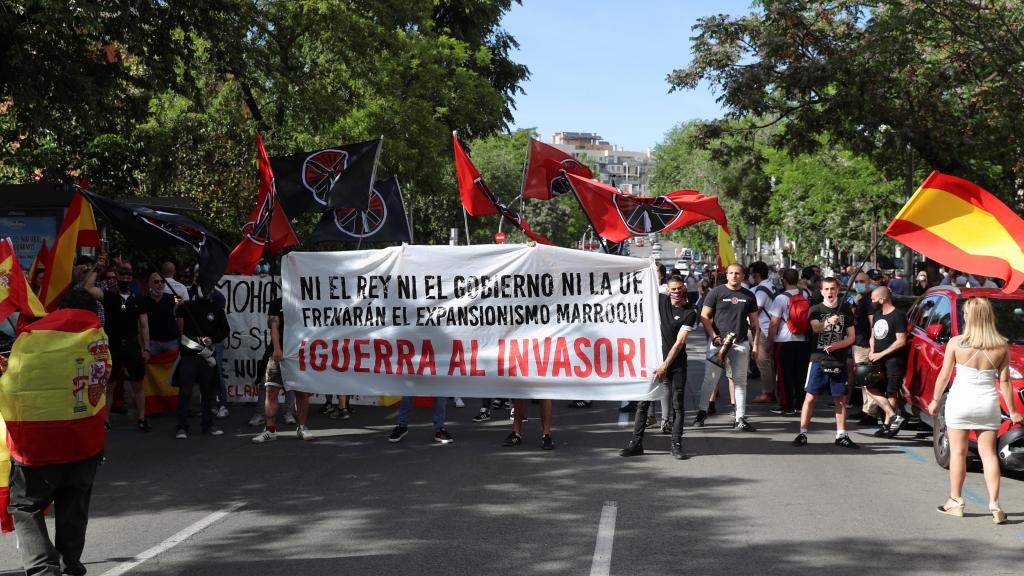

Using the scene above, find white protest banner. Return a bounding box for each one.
[281,244,661,400]
[216,274,280,402]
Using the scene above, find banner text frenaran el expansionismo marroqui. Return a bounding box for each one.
[281,244,662,400]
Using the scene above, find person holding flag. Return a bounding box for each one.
[0,289,110,576]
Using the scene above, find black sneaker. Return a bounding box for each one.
[769,407,786,414]
[693,410,707,427]
[670,442,689,460]
[472,409,491,422]
[835,435,860,449]
[660,421,672,434]
[137,419,151,433]
[783,410,797,416]
[734,417,756,432]
[873,422,891,437]
[319,403,334,415]
[568,400,591,408]
[620,439,644,457]
[541,435,555,450]
[885,415,907,437]
[388,425,409,443]
[501,432,523,447]
[792,433,808,447]
[708,401,717,415]
[434,429,454,444]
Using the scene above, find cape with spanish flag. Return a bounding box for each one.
[885,171,1024,293]
[0,308,109,466]
[0,238,48,323]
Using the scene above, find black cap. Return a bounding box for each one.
[867,269,883,280]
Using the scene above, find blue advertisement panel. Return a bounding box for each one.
[0,216,58,270]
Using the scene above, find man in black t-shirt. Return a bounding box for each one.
[866,286,908,437]
[694,264,760,431]
[621,275,697,460]
[103,265,151,432]
[174,287,230,438]
[792,277,858,449]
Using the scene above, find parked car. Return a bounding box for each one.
[901,286,1024,470]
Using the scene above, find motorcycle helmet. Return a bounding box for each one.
[997,425,1024,472]
[854,361,886,388]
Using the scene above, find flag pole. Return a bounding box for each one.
[841,232,887,305]
[462,206,471,245]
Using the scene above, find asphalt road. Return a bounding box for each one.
[2,331,1022,576]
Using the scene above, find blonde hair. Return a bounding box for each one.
[960,298,1007,350]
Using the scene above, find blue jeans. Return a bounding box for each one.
[398,396,446,431]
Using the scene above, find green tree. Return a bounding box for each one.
[671,0,1024,207]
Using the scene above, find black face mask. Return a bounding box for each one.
[871,302,882,314]
[118,280,132,291]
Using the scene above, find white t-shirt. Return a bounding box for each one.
[163,277,191,301]
[753,279,774,336]
[768,288,807,342]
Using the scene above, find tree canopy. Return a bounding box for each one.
[1,1,529,247]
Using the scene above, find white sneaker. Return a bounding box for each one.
[283,413,297,425]
[252,430,277,444]
[454,397,465,408]
[247,414,265,427]
[175,429,187,439]
[206,427,224,436]
[296,426,315,441]
[215,406,229,419]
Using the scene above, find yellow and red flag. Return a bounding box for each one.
[885,171,1024,293]
[0,416,12,532]
[38,191,100,310]
[0,238,48,323]
[0,308,109,466]
[27,239,49,290]
[716,225,737,271]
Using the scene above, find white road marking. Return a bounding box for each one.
[98,502,244,576]
[590,500,618,576]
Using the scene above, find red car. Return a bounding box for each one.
[902,286,1024,471]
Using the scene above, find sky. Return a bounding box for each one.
[500,0,755,152]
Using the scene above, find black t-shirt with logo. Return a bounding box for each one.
[702,284,758,343]
[871,307,907,356]
[853,295,873,347]
[659,294,698,370]
[809,301,854,363]
[102,291,145,341]
[176,296,230,353]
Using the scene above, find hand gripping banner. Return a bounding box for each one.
[281,244,662,400]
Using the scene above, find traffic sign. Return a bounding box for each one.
[494,231,506,244]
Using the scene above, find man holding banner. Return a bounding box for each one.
[253,296,314,443]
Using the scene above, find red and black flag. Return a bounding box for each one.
[272,138,383,215]
[452,132,552,245]
[521,138,593,200]
[226,134,299,274]
[309,176,412,243]
[565,173,727,242]
[78,190,230,291]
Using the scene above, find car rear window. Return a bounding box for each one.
[958,298,1024,344]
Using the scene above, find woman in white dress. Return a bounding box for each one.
[928,298,1023,523]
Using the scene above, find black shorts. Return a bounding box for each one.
[867,357,904,395]
[111,339,145,381]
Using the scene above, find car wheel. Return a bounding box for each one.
[933,393,951,469]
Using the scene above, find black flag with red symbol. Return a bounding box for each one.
[309,176,412,243]
[272,138,382,215]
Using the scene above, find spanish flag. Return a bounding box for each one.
[0,309,108,466]
[0,238,47,323]
[28,239,48,290]
[885,171,1024,293]
[0,416,12,532]
[716,225,737,270]
[38,191,100,311]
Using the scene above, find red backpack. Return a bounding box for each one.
[784,291,811,335]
